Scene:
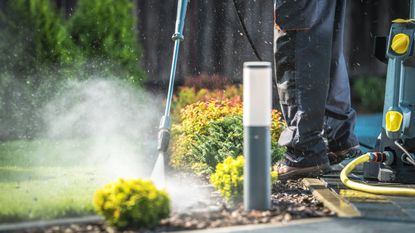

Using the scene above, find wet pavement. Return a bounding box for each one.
[331,114,415,221]
[180,217,415,233]
[321,174,415,221]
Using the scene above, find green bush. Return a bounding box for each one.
[93,178,170,229]
[0,0,146,140]
[210,156,278,203]
[0,0,80,75]
[171,99,286,175]
[190,115,244,174]
[191,115,286,174]
[170,99,243,172]
[353,75,386,112]
[0,0,144,83]
[172,85,243,117]
[0,0,73,139]
[70,0,144,85]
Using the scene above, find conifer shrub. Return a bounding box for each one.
[190,115,243,174]
[69,0,145,84]
[170,99,243,173]
[0,0,81,139]
[170,98,286,175]
[0,0,80,75]
[0,0,146,139]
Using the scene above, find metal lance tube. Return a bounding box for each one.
[152,0,189,188]
[411,0,415,19]
[243,62,272,211]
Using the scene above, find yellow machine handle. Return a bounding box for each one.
[391,33,410,54]
[340,153,415,196]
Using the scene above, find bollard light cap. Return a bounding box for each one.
[243,61,272,68]
[243,61,272,127]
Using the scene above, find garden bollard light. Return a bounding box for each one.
[243,61,272,211]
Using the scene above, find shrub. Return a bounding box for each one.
[69,0,145,85]
[190,114,285,174]
[172,85,243,119]
[210,156,278,203]
[93,179,170,229]
[170,99,286,175]
[0,0,147,140]
[353,75,386,112]
[179,98,243,135]
[0,0,80,75]
[170,99,243,171]
[190,115,244,174]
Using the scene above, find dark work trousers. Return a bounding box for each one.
[274,0,359,167]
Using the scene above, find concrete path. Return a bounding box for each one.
[179,217,415,233]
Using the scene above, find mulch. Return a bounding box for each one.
[13,180,334,233]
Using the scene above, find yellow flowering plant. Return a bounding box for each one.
[210,156,278,204]
[93,179,170,229]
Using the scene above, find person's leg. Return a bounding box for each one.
[324,0,359,159]
[274,0,336,171]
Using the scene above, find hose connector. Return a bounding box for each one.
[341,153,415,196]
[172,33,184,41]
[368,151,394,165]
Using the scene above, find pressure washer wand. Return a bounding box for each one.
[152,0,189,186]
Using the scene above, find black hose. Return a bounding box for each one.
[232,0,263,61]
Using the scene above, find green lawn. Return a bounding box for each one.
[0,139,149,223]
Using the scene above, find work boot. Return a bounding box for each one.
[327,145,361,165]
[273,152,331,181]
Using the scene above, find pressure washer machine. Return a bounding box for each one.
[361,1,415,184]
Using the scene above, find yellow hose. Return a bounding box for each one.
[340,153,415,196]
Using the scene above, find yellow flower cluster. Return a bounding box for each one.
[210,156,244,203]
[93,178,170,229]
[210,156,278,204]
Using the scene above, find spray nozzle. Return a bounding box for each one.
[157,116,171,153]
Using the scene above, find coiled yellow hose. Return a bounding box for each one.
[340,153,415,196]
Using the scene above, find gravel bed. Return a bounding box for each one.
[11,180,334,233]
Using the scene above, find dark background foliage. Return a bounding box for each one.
[0,0,145,140]
[0,0,410,140]
[28,0,409,84]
